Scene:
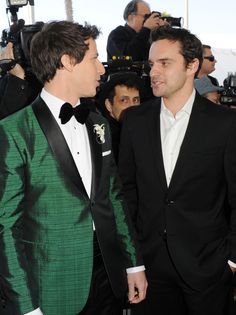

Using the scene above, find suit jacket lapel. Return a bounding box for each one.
[168,93,207,191]
[148,99,168,191]
[86,113,102,200]
[32,96,88,197]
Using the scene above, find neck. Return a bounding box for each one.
[163,85,194,117]
[197,70,207,79]
[44,78,79,107]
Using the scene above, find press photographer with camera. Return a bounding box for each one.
[0,41,42,119]
[106,0,168,62]
[0,2,43,120]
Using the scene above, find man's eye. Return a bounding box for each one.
[161,61,169,67]
[133,97,140,104]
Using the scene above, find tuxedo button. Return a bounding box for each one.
[91,201,95,206]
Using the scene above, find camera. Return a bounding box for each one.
[0,0,43,73]
[220,75,236,106]
[1,21,43,69]
[144,11,183,28]
[102,56,150,83]
[101,56,153,101]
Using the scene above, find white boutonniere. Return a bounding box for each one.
[93,123,105,144]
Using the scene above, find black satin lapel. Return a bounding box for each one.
[148,101,167,191]
[32,97,88,197]
[86,116,102,199]
[169,95,206,190]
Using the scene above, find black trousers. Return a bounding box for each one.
[131,238,234,315]
[79,233,124,315]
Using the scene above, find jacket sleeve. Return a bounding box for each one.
[104,120,142,268]
[0,124,38,314]
[118,111,139,225]
[224,112,236,263]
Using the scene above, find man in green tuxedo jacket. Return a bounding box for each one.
[0,21,147,315]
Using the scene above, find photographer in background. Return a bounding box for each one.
[197,44,219,86]
[0,38,42,119]
[98,71,144,162]
[106,0,167,62]
[194,76,223,104]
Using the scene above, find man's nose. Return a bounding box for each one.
[98,60,105,75]
[150,65,161,76]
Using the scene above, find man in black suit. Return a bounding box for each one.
[119,26,236,315]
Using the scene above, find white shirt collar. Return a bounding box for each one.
[40,88,81,121]
[161,89,196,118]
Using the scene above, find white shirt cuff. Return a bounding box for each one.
[126,265,145,273]
[24,308,43,315]
[228,260,236,269]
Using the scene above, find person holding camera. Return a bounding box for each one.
[106,0,167,62]
[0,41,42,119]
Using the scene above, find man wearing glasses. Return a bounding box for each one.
[197,44,219,86]
[106,0,166,62]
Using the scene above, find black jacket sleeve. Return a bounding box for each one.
[0,73,42,120]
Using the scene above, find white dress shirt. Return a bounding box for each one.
[160,89,236,270]
[25,89,144,315]
[161,90,195,187]
[41,89,92,197]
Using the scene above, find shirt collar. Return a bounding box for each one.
[161,89,196,118]
[40,88,81,121]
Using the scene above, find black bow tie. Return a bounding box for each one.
[59,102,90,124]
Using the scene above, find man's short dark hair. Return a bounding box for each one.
[30,21,100,83]
[98,72,143,117]
[203,44,211,50]
[123,0,150,21]
[150,26,203,75]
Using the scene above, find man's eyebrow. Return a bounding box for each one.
[149,57,173,63]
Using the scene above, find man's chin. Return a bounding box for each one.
[152,88,163,97]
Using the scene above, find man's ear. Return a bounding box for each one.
[127,14,135,27]
[187,58,200,76]
[61,54,74,71]
[105,99,113,114]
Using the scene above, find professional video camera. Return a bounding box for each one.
[220,74,236,107]
[144,11,183,28]
[102,56,150,83]
[0,0,43,74]
[101,56,153,101]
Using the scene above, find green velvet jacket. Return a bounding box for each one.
[0,97,142,315]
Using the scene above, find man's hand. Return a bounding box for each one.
[127,271,148,304]
[143,12,169,30]
[0,42,25,79]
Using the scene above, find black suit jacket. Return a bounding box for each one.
[0,73,42,120]
[119,93,236,291]
[106,24,151,61]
